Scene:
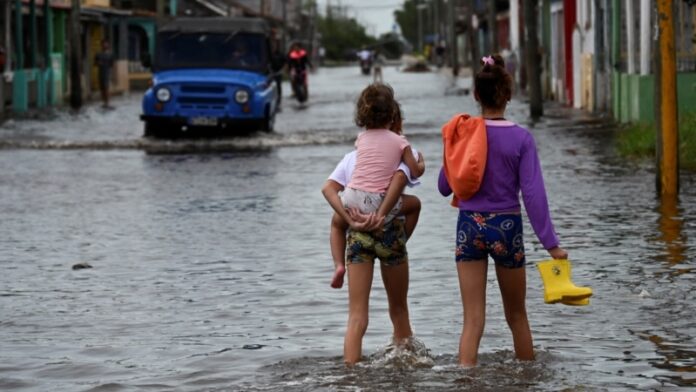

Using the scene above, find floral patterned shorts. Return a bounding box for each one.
[346,218,408,266]
[455,210,526,269]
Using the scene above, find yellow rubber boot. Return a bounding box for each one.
[536,259,592,304]
[562,297,590,306]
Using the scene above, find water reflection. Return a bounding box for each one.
[655,194,688,269]
[1,67,695,391]
[632,194,695,387]
[635,331,696,387]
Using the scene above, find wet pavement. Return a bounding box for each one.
[0,66,694,391]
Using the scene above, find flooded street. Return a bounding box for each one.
[1,66,694,391]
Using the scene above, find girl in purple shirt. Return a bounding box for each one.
[438,54,568,367]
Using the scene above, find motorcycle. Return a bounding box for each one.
[290,68,308,103]
[359,58,372,75]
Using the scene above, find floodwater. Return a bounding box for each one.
[0,67,694,391]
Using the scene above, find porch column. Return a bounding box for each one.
[116,18,129,93]
[44,0,54,105]
[54,11,67,100]
[29,0,36,68]
[639,0,650,75]
[611,0,620,67]
[118,19,128,59]
[0,1,9,117]
[14,0,23,69]
[13,0,27,111]
[3,2,9,74]
[44,0,53,63]
[625,0,635,73]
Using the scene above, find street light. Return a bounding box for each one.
[417,1,428,54]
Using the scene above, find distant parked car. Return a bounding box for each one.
[140,17,278,138]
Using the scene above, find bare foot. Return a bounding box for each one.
[331,264,346,289]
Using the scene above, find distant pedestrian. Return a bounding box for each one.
[438,54,567,367]
[372,50,385,83]
[318,46,326,66]
[94,39,114,109]
[270,41,286,108]
[435,41,446,68]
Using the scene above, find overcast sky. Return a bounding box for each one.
[315,0,404,36]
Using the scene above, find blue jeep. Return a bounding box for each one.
[140,17,278,137]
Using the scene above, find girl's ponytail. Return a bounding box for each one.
[474,54,513,110]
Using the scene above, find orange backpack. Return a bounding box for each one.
[441,114,488,206]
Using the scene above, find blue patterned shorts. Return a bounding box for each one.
[455,210,526,269]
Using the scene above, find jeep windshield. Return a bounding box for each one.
[155,32,268,72]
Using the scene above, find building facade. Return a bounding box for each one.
[0,0,306,116]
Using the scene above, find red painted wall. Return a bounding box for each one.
[497,17,510,50]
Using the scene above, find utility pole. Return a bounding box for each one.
[524,0,543,117]
[309,1,317,57]
[69,0,82,109]
[1,1,10,119]
[448,0,459,76]
[417,0,423,53]
[433,0,440,43]
[655,0,679,196]
[593,0,605,111]
[14,0,23,70]
[282,0,287,53]
[465,0,478,73]
[542,0,551,99]
[487,0,498,53]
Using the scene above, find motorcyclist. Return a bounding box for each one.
[287,43,313,101]
[357,47,372,75]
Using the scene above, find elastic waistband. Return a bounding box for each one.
[459,210,521,216]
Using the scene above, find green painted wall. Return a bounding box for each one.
[619,73,630,122]
[613,72,696,125]
[128,19,156,58]
[677,73,696,115]
[53,11,67,99]
[612,72,620,120]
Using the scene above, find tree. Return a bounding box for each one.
[317,14,376,61]
[394,0,418,50]
[377,32,405,59]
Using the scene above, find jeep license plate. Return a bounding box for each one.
[190,116,218,126]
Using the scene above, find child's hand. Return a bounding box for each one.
[347,208,383,232]
[417,152,425,175]
[547,246,568,260]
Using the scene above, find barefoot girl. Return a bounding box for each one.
[438,55,567,367]
[322,83,425,364]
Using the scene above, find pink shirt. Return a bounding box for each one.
[347,129,410,193]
